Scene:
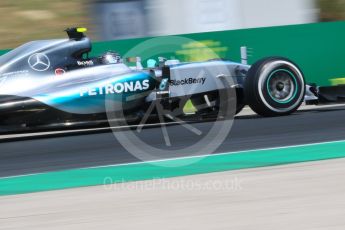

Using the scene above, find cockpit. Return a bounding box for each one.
[64,28,123,70]
[0,27,123,75]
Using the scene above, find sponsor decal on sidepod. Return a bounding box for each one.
[80,80,150,97]
[169,77,206,86]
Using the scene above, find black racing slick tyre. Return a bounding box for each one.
[244,57,305,117]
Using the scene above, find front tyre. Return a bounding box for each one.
[244,57,305,117]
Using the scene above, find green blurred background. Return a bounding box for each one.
[319,0,345,21]
[0,0,344,87]
[0,0,344,49]
[0,0,88,49]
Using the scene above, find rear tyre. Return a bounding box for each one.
[244,57,305,117]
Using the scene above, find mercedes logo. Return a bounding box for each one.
[28,53,51,72]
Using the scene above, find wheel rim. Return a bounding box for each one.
[266,69,298,104]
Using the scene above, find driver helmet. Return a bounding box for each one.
[100,51,121,64]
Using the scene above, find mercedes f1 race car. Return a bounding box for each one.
[0,28,320,130]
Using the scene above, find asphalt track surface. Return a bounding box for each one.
[2,105,345,177]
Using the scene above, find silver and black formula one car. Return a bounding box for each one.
[0,27,318,130]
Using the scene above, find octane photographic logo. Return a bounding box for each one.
[105,36,237,167]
